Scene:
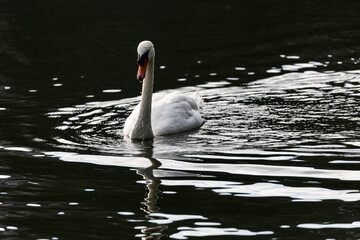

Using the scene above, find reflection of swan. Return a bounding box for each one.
[136,157,162,213]
[134,141,168,240]
[124,40,204,140]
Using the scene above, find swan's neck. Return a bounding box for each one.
[131,57,155,139]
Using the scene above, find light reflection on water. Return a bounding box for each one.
[297,221,360,229]
[45,151,360,182]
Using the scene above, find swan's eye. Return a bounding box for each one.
[137,50,149,67]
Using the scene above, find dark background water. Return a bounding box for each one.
[1,0,360,239]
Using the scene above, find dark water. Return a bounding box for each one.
[1,0,360,239]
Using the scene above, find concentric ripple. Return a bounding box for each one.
[47,70,360,154]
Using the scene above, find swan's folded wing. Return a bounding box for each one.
[151,92,203,136]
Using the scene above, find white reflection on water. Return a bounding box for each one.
[45,151,360,198]
[159,159,360,181]
[298,221,360,229]
[194,222,221,226]
[148,213,207,225]
[170,227,273,239]
[2,146,32,152]
[161,180,360,202]
[213,182,360,202]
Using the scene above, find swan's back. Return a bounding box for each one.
[151,91,203,135]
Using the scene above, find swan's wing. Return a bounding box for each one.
[124,91,203,136]
[151,91,203,136]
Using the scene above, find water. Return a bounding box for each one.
[1,0,360,239]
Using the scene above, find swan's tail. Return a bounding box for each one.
[193,90,204,108]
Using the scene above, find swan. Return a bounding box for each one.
[123,40,204,140]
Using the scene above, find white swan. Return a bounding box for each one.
[123,41,204,140]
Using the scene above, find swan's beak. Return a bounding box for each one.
[137,59,148,82]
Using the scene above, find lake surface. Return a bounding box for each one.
[1,0,360,239]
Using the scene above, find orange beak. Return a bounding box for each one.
[137,59,148,82]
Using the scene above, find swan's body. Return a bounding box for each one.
[124,90,203,137]
[123,41,203,139]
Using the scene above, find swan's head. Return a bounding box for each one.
[137,41,155,82]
